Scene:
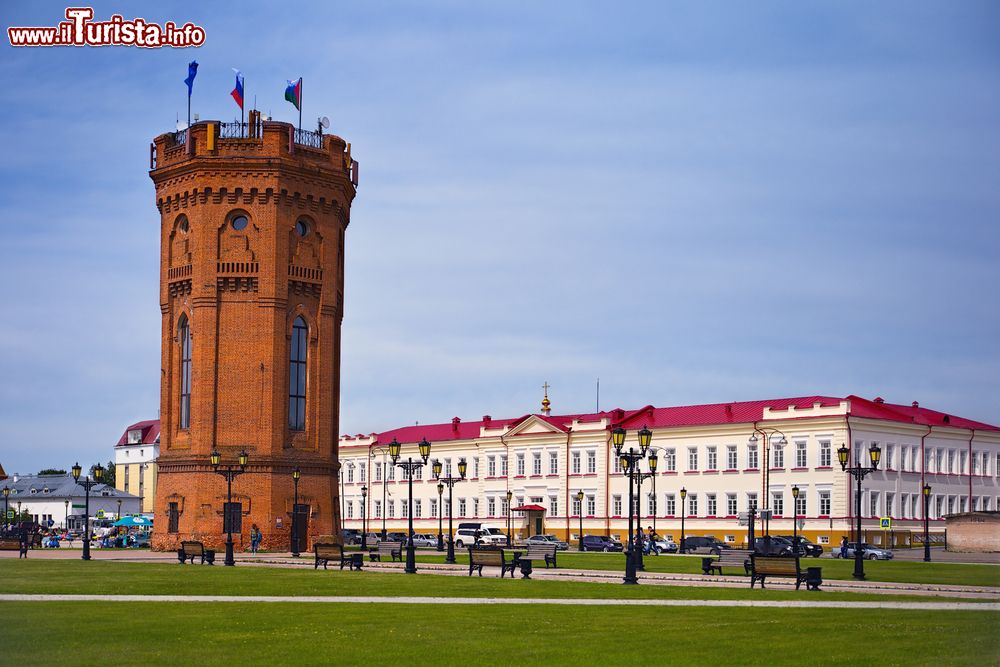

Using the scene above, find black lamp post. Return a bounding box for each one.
[922,483,932,562]
[389,437,431,574]
[506,490,513,546]
[612,426,655,584]
[211,448,249,567]
[679,487,688,554]
[361,485,368,550]
[71,462,104,561]
[433,457,467,564]
[791,485,800,555]
[575,490,584,551]
[117,499,122,521]
[2,486,9,535]
[748,427,787,545]
[436,481,445,551]
[837,441,881,580]
[291,466,301,557]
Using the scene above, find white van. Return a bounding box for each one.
[454,523,507,547]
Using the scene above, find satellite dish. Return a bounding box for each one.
[320,116,330,129]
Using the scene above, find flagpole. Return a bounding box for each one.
[187,93,191,128]
[298,78,303,132]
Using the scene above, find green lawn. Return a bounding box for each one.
[2,601,996,666]
[403,551,1000,588]
[0,560,990,604]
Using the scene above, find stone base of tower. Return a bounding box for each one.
[151,457,340,554]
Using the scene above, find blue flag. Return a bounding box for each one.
[184,61,198,97]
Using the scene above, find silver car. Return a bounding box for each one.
[525,534,569,550]
[837,542,893,560]
[410,533,438,548]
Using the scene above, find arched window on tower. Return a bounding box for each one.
[178,315,192,429]
[289,316,308,431]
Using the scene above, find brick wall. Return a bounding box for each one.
[946,512,1000,552]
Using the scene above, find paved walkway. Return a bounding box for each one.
[2,593,996,610]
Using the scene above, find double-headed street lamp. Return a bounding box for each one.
[432,457,467,564]
[837,441,881,580]
[611,425,655,585]
[210,448,249,567]
[922,483,932,562]
[71,462,104,561]
[361,485,369,550]
[575,490,584,551]
[679,487,688,554]
[388,437,431,574]
[291,466,301,557]
[749,427,787,543]
[436,482,445,551]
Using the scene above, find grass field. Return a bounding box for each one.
[0,559,977,602]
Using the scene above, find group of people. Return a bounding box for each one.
[635,525,664,554]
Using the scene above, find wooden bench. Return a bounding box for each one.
[702,548,753,575]
[368,541,402,562]
[0,539,27,558]
[750,555,821,591]
[177,540,216,565]
[468,547,518,578]
[313,543,362,571]
[522,543,558,568]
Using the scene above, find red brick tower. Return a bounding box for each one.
[149,118,357,552]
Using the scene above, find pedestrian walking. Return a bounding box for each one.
[250,523,262,553]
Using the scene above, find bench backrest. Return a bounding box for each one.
[524,544,557,558]
[717,549,753,562]
[314,543,343,558]
[753,555,799,574]
[378,541,401,554]
[470,549,504,566]
[181,541,205,555]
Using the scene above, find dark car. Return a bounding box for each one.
[341,529,362,545]
[681,535,730,555]
[581,535,624,552]
[754,536,794,556]
[777,535,823,558]
[385,532,408,543]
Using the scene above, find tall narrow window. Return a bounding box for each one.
[289,316,308,430]
[178,315,191,429]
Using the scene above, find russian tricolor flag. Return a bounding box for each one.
[231,69,244,110]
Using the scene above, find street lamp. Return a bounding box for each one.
[748,427,787,543]
[117,499,122,521]
[837,441,881,580]
[506,489,513,546]
[575,490,584,551]
[3,486,10,535]
[612,425,655,584]
[71,462,104,561]
[211,448,249,567]
[361,485,368,550]
[679,487,688,554]
[389,437,431,574]
[436,480,445,551]
[791,485,800,555]
[922,483,932,562]
[291,466,301,557]
[432,457,467,564]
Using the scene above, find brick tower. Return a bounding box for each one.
[148,117,357,552]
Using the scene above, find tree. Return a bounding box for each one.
[38,469,66,475]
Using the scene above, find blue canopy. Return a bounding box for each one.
[112,516,152,527]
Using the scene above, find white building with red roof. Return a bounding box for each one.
[339,394,1000,549]
[113,420,160,515]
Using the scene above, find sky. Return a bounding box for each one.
[0,1,998,475]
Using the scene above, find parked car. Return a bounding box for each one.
[681,536,730,555]
[385,532,408,544]
[341,529,362,545]
[777,535,823,558]
[649,537,678,554]
[525,534,569,550]
[581,535,624,552]
[453,527,507,548]
[754,536,795,556]
[836,542,894,560]
[410,533,437,547]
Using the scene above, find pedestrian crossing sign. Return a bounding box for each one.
[880,517,891,529]
[97,509,105,519]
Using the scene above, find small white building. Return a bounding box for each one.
[114,419,159,515]
[2,473,141,530]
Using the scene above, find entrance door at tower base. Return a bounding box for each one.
[292,503,310,552]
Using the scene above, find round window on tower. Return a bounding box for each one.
[295,219,310,237]
[231,214,249,231]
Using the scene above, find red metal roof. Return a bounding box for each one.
[115,419,161,447]
[513,504,546,512]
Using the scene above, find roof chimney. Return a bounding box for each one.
[725,404,733,418]
[912,401,919,408]
[942,415,950,424]
[874,397,885,404]
[452,416,461,432]
[482,415,491,425]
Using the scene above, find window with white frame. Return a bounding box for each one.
[402,501,410,518]
[772,441,784,468]
[647,493,656,516]
[948,449,955,473]
[586,495,596,516]
[572,451,581,474]
[347,464,355,483]
[912,494,919,519]
[387,464,395,481]
[707,446,718,470]
[549,496,558,516]
[665,494,676,516]
[707,494,717,516]
[445,458,453,476]
[375,461,383,482]
[747,492,758,511]
[459,498,467,516]
[613,495,622,516]
[587,450,596,474]
[374,500,382,519]
[414,499,422,518]
[913,447,920,472]
[727,493,737,515]
[901,493,910,519]
[472,498,479,517]
[900,445,909,471]
[960,450,967,475]
[444,498,451,515]
[613,455,621,474]
[665,449,676,471]
[532,452,542,475]
[795,441,807,468]
[549,451,558,475]
[430,498,438,518]
[936,449,944,473]
[488,456,496,477]
[572,495,581,516]
[688,448,698,471]
[819,440,831,467]
[870,491,879,517]
[885,444,894,470]
[727,446,737,470]
[500,496,509,515]
[795,493,806,517]
[388,500,395,518]
[687,494,698,516]
[346,501,353,519]
[772,492,783,516]
[748,444,758,469]
[516,453,525,476]
[500,454,508,476]
[488,497,496,516]
[359,462,366,482]
[886,492,894,517]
